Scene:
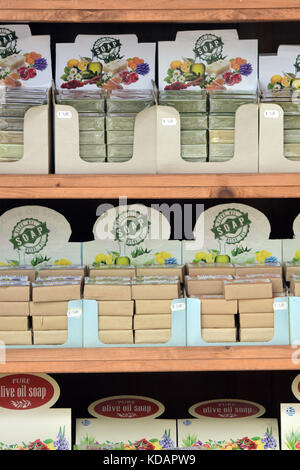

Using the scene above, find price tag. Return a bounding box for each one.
[171,302,185,312]
[162,117,177,126]
[67,307,82,318]
[274,301,288,310]
[57,110,72,119]
[264,110,279,119]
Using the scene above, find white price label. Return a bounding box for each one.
[67,307,82,318]
[57,110,72,119]
[264,110,280,119]
[162,117,177,126]
[274,301,288,310]
[171,302,185,312]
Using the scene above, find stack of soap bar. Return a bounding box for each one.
[0,265,36,282]
[84,277,133,344]
[0,87,48,163]
[132,276,180,344]
[135,265,185,283]
[159,90,208,162]
[37,264,86,279]
[197,295,237,343]
[56,91,106,163]
[185,275,234,295]
[186,262,235,277]
[208,92,257,162]
[32,276,82,345]
[0,276,32,345]
[290,274,300,296]
[106,91,154,163]
[284,261,300,282]
[89,265,136,278]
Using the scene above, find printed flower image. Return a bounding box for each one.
[0,51,48,87]
[155,251,176,265]
[192,250,219,264]
[285,429,300,450]
[292,250,300,263]
[54,259,73,266]
[93,252,119,266]
[61,55,150,90]
[267,73,300,91]
[164,56,253,91]
[255,250,274,264]
[0,427,69,451]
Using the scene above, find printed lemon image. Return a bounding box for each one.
[292,250,300,263]
[193,250,217,264]
[255,250,273,264]
[93,252,118,266]
[54,259,72,266]
[155,251,172,265]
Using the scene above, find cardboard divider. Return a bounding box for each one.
[54,103,157,174]
[6,300,83,349]
[82,298,187,348]
[186,297,289,347]
[259,102,300,173]
[0,102,50,174]
[156,103,259,174]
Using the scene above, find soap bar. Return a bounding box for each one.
[274,101,300,115]
[239,298,275,313]
[90,266,136,278]
[224,279,273,300]
[159,98,207,113]
[181,144,207,159]
[79,114,105,131]
[0,117,24,131]
[106,130,134,145]
[284,143,300,157]
[187,263,235,277]
[209,143,234,159]
[134,314,171,330]
[32,316,68,330]
[209,96,257,113]
[235,273,283,292]
[38,265,86,278]
[185,275,233,296]
[239,313,274,328]
[209,114,235,130]
[33,330,68,345]
[209,130,234,144]
[106,98,153,114]
[0,330,32,345]
[0,265,36,282]
[180,113,208,130]
[0,302,30,316]
[0,54,26,70]
[79,130,105,145]
[181,130,207,145]
[206,59,231,76]
[0,143,23,160]
[135,299,173,315]
[201,314,235,328]
[134,329,171,344]
[136,266,184,283]
[0,103,44,117]
[235,263,282,276]
[198,297,237,314]
[284,114,300,129]
[80,144,106,159]
[106,157,131,163]
[57,98,105,113]
[107,144,133,158]
[98,300,134,316]
[99,330,133,344]
[98,316,133,330]
[84,278,132,301]
[30,301,69,316]
[284,129,300,143]
[0,316,28,330]
[284,262,300,281]
[106,114,136,131]
[201,328,237,343]
[240,328,274,342]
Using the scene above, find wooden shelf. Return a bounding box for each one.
[3,1,300,23]
[0,346,298,373]
[0,173,300,199]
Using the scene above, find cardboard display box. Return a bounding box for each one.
[131,280,180,300]
[0,283,30,302]
[224,279,273,300]
[98,300,134,316]
[32,282,82,302]
[134,314,172,330]
[37,265,87,278]
[239,313,274,328]
[195,296,237,314]
[0,330,32,345]
[30,301,69,316]
[185,275,233,296]
[134,329,171,344]
[33,330,68,345]
[186,263,235,276]
[201,328,237,343]
[235,274,283,292]
[98,316,133,330]
[0,316,29,331]
[0,302,30,316]
[135,299,173,315]
[201,315,235,328]
[0,266,36,282]
[32,316,68,330]
[136,266,184,282]
[234,263,282,276]
[89,267,136,279]
[84,283,132,301]
[98,330,134,344]
[238,298,275,313]
[240,328,274,342]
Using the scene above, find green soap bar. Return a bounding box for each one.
[209,97,257,113]
[272,101,300,115]
[209,156,233,162]
[107,144,133,158]
[0,104,32,117]
[0,131,23,144]
[106,99,153,114]
[181,144,207,158]
[209,130,234,144]
[0,143,23,159]
[107,156,132,163]
[79,114,105,131]
[284,114,300,129]
[286,157,300,161]
[183,157,207,162]
[209,143,234,158]
[181,130,207,145]
[0,117,24,131]
[209,114,236,130]
[159,98,207,113]
[284,143,300,157]
[106,114,136,131]
[79,131,105,145]
[80,144,106,159]
[106,131,134,145]
[80,157,106,163]
[180,113,208,130]
[284,130,300,143]
[57,98,105,113]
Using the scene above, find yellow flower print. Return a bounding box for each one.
[194,251,207,262]
[205,252,215,264]
[260,250,272,258]
[295,250,300,259]
[54,259,72,266]
[256,253,266,263]
[105,255,115,265]
[155,254,166,265]
[94,253,108,264]
[46,442,57,450]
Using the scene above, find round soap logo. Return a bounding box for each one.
[91,37,122,63]
[193,34,224,64]
[88,396,164,420]
[10,218,50,254]
[113,210,150,246]
[0,28,18,59]
[211,208,251,245]
[189,399,265,419]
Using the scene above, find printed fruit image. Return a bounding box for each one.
[115,256,130,266]
[215,254,230,263]
[292,78,300,89]
[270,74,282,84]
[170,60,182,70]
[87,62,102,76]
[190,63,205,77]
[67,59,79,68]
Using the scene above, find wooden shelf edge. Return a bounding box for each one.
[0,346,298,373]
